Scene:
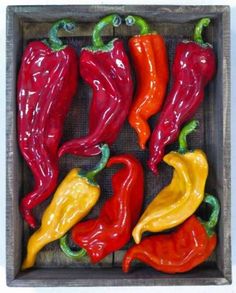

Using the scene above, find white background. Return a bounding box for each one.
[0,0,235,292]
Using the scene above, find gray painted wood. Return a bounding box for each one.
[6,8,23,285]
[6,5,231,287]
[7,267,229,287]
[23,22,113,40]
[218,7,231,282]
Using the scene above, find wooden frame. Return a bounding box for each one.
[6,5,231,286]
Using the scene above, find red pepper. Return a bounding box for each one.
[58,14,133,157]
[123,194,220,274]
[18,19,78,228]
[148,18,216,174]
[59,154,144,263]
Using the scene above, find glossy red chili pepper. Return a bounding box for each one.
[60,154,144,263]
[18,19,78,228]
[123,195,219,274]
[148,18,216,174]
[58,14,133,157]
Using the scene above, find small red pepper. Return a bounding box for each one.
[18,19,78,228]
[59,14,133,157]
[123,194,219,274]
[148,18,216,174]
[126,15,169,150]
[60,154,144,264]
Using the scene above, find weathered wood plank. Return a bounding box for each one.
[7,5,230,22]
[23,22,113,40]
[6,9,23,285]
[221,6,231,282]
[114,22,214,38]
[10,267,228,287]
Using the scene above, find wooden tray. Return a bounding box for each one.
[6,5,231,286]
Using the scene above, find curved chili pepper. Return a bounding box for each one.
[126,15,169,149]
[21,144,110,270]
[123,194,220,274]
[58,14,133,157]
[60,154,144,264]
[148,18,216,174]
[18,19,78,228]
[132,120,208,244]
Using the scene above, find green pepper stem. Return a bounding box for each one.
[125,15,151,35]
[48,19,76,51]
[92,14,122,49]
[199,194,220,237]
[178,120,199,153]
[60,234,86,259]
[193,18,210,45]
[80,144,110,183]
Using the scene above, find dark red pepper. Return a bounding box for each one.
[148,18,216,174]
[58,14,133,157]
[123,194,220,274]
[59,154,144,263]
[18,19,78,228]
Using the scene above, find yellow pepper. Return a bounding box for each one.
[22,144,110,270]
[133,120,208,244]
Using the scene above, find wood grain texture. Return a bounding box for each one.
[9,267,228,287]
[23,22,113,40]
[6,5,231,287]
[219,7,231,282]
[6,8,23,285]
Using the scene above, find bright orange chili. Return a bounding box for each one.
[126,15,169,149]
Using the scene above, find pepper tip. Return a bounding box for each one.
[132,228,141,244]
[21,264,27,271]
[138,140,146,150]
[147,159,158,175]
[20,206,37,229]
[122,255,132,273]
[21,259,32,271]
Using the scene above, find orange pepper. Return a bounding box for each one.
[126,15,169,149]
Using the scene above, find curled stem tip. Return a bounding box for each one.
[48,19,76,51]
[193,17,211,45]
[199,194,220,236]
[59,234,86,259]
[178,120,199,153]
[125,15,151,35]
[92,14,122,48]
[80,144,110,183]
